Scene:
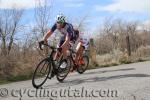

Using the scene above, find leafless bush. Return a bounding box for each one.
[96,18,150,55]
[95,18,150,65]
[135,46,150,57]
[0,8,23,56]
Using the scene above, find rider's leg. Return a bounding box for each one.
[50,37,66,78]
[61,41,70,59]
[75,42,84,65]
[60,35,70,59]
[53,36,65,61]
[53,36,70,68]
[59,37,70,69]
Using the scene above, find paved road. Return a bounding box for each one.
[0,61,150,100]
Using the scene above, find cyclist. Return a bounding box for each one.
[74,32,89,69]
[40,13,76,60]
[39,13,88,73]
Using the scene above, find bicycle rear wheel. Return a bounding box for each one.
[32,58,52,89]
[77,55,89,74]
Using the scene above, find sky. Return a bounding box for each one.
[0,0,150,37]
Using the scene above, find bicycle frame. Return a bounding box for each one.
[68,48,80,70]
[68,46,89,69]
[39,43,64,69]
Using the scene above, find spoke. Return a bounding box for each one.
[39,61,47,73]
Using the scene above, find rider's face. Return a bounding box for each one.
[56,22,63,29]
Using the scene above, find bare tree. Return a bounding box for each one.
[76,14,88,31]
[31,0,53,56]
[0,9,23,55]
[95,18,140,56]
[34,0,52,38]
[126,21,139,56]
[71,14,89,34]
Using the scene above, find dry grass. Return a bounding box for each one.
[0,45,150,84]
[0,50,42,83]
[94,45,150,68]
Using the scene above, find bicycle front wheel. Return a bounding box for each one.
[32,58,52,89]
[56,59,71,82]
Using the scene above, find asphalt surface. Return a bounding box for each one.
[0,61,150,100]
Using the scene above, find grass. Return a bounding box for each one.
[88,55,150,69]
[0,72,33,85]
[140,56,150,61]
[0,80,10,85]
[7,75,32,82]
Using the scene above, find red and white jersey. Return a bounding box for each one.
[78,33,89,48]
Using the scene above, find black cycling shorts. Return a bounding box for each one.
[57,35,75,48]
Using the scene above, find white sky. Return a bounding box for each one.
[95,0,150,13]
[0,0,45,9]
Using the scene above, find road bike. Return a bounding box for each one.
[32,42,70,89]
[57,43,89,82]
[32,42,89,88]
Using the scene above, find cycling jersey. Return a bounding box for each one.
[78,33,89,49]
[51,22,75,40]
[51,22,88,48]
[51,22,78,47]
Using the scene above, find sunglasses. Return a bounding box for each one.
[57,21,64,24]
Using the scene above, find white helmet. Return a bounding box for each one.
[56,13,65,23]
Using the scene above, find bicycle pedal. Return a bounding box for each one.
[48,74,55,79]
[48,71,56,79]
[70,69,74,73]
[70,67,74,72]
[70,66,76,72]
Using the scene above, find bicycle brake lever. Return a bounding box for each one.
[39,41,44,50]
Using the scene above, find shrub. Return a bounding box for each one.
[136,46,150,57]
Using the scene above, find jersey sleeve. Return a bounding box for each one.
[66,24,74,38]
[66,27,72,38]
[51,23,57,32]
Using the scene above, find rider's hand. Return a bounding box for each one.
[39,40,47,44]
[39,40,44,45]
[39,40,48,50]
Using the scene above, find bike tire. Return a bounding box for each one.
[56,59,71,82]
[77,55,89,74]
[32,58,52,89]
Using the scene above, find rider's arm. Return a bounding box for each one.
[43,24,57,41]
[43,30,53,41]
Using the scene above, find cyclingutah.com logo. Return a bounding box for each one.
[0,88,8,97]
[0,87,119,100]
